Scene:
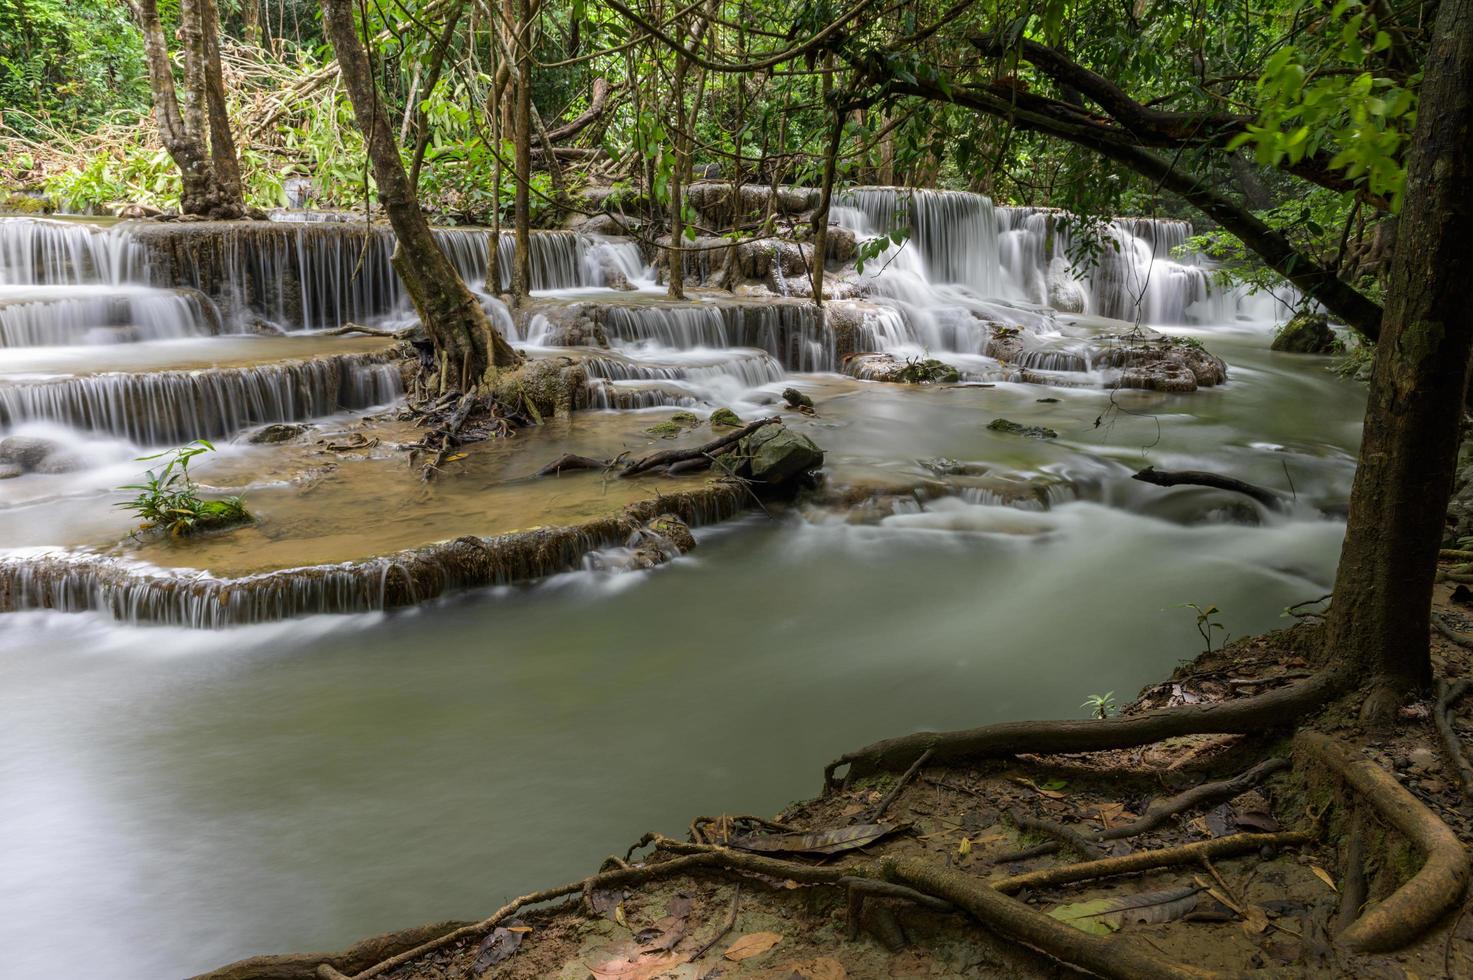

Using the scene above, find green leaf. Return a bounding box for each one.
[1049,886,1204,935]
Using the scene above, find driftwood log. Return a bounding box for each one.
[1132,465,1287,511]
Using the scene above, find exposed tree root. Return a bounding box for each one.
[1296,731,1471,952]
[866,747,932,822]
[534,452,612,477]
[191,920,469,980]
[1131,465,1287,511]
[882,856,1222,979]
[1433,612,1473,650]
[993,831,1310,895]
[1435,678,1473,796]
[995,757,1292,863]
[825,671,1341,789]
[1006,807,1106,859]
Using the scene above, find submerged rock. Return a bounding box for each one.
[248,423,310,444]
[646,412,701,438]
[32,453,83,475]
[1271,313,1339,354]
[0,462,21,480]
[0,436,59,470]
[988,418,1058,439]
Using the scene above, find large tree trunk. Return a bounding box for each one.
[1322,0,1473,717]
[131,0,244,218]
[319,0,521,390]
[510,0,534,304]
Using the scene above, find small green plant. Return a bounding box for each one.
[1081,692,1116,719]
[1181,602,1229,653]
[116,439,250,537]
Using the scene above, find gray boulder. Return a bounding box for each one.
[0,436,59,470]
[739,424,825,485]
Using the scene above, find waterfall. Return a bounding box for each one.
[596,302,834,371]
[0,351,402,444]
[130,222,651,330]
[832,189,1284,332]
[0,217,149,286]
[0,285,221,347]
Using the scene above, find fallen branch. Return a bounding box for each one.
[318,323,412,339]
[1435,679,1473,797]
[1132,465,1287,511]
[993,831,1310,895]
[1296,731,1471,952]
[825,671,1341,789]
[621,416,778,477]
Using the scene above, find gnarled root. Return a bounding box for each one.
[995,757,1290,863]
[882,856,1221,980]
[1435,678,1473,796]
[825,671,1341,790]
[994,830,1309,895]
[1296,731,1471,952]
[191,920,469,980]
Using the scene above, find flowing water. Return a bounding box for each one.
[0,195,1364,977]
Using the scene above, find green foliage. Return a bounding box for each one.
[1181,602,1229,654]
[1080,691,1116,719]
[0,0,149,136]
[1227,1,1417,211]
[116,440,251,537]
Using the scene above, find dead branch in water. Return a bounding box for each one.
[620,416,779,476]
[1132,465,1288,511]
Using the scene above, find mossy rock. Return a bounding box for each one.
[782,387,814,409]
[709,407,743,428]
[896,358,961,384]
[0,192,47,214]
[491,357,587,421]
[1272,312,1339,355]
[742,424,825,484]
[196,498,252,530]
[647,412,701,438]
[987,418,1058,439]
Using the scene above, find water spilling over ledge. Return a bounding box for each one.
[0,348,402,443]
[0,483,744,627]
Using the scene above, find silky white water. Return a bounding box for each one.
[0,196,1365,977]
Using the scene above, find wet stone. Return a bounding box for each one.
[988,418,1058,439]
[248,423,311,444]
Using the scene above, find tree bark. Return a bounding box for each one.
[318,0,521,390]
[511,0,534,304]
[131,0,244,218]
[1322,0,1473,714]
